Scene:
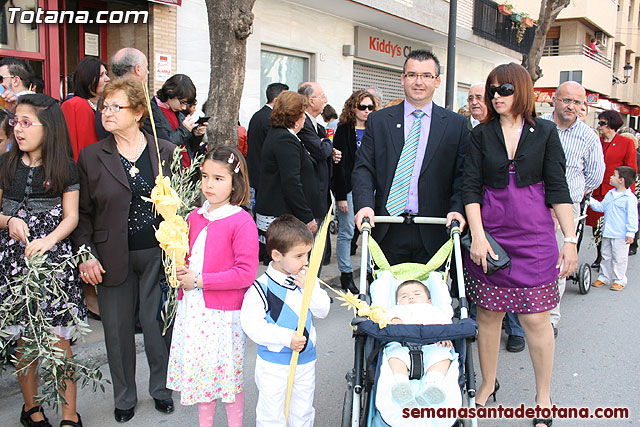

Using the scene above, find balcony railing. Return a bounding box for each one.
[542,44,612,68]
[473,0,535,54]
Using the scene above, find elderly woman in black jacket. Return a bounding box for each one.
[144,74,207,165]
[332,90,377,292]
[254,91,320,257]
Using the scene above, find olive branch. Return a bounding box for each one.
[159,147,205,336]
[0,245,108,409]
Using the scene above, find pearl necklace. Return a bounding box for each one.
[117,133,146,177]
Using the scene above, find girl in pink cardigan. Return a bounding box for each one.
[167,146,259,427]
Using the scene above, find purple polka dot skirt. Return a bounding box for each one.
[464,268,559,313]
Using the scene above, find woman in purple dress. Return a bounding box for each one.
[462,63,577,427]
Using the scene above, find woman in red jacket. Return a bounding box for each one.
[587,109,637,268]
[62,57,110,161]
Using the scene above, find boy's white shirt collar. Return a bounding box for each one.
[197,201,241,221]
[266,263,297,290]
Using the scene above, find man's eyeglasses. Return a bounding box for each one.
[0,75,13,84]
[488,83,515,98]
[403,72,437,82]
[9,118,44,128]
[179,99,190,106]
[598,121,609,127]
[558,98,583,106]
[101,103,131,113]
[467,94,484,102]
[357,104,375,111]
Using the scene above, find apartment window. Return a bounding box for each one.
[630,0,635,22]
[545,38,560,56]
[260,46,310,105]
[559,70,583,85]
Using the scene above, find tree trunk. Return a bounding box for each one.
[522,0,570,84]
[204,0,256,147]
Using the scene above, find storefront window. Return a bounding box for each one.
[0,0,40,53]
[260,48,309,105]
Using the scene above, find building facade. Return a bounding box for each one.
[0,0,179,98]
[511,0,640,128]
[178,0,528,126]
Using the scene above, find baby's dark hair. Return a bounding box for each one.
[395,280,430,302]
[203,145,250,206]
[615,166,636,188]
[266,214,314,257]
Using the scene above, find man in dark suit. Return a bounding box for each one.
[352,49,468,266]
[297,82,341,264]
[246,82,288,196]
[467,82,487,130]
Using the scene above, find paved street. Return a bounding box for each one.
[1,235,638,426]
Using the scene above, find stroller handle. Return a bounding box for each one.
[373,215,447,225]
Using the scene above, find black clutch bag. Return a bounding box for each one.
[460,230,511,275]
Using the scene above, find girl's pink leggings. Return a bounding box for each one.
[198,391,244,427]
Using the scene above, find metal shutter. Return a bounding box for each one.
[352,62,404,105]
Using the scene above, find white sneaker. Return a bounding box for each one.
[416,383,446,406]
[391,378,418,408]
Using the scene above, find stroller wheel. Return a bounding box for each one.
[341,389,353,427]
[577,263,591,294]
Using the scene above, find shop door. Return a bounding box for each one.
[352,62,404,106]
[61,0,108,97]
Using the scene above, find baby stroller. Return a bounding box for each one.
[341,216,479,427]
[566,196,592,294]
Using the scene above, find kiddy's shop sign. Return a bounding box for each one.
[355,27,431,67]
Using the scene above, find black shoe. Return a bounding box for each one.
[506,335,525,352]
[552,325,558,339]
[590,260,600,270]
[630,247,637,255]
[154,398,174,414]
[350,242,358,256]
[114,407,135,423]
[476,378,500,407]
[340,272,359,294]
[20,405,52,427]
[60,413,83,427]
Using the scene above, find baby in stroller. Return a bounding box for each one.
[387,280,456,408]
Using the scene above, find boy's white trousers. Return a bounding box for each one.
[255,356,316,427]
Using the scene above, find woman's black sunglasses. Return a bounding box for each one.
[488,83,515,98]
[357,104,375,111]
[598,121,608,126]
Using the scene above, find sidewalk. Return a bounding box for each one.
[0,231,362,426]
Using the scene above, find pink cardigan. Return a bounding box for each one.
[177,208,259,310]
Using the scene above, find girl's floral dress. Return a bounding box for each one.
[166,203,246,405]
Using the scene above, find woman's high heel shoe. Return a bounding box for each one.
[533,395,553,426]
[475,379,500,407]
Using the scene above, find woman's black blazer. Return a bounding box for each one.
[255,127,321,223]
[332,122,358,201]
[463,116,571,206]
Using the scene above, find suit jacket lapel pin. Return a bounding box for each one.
[396,123,401,128]
[529,127,534,132]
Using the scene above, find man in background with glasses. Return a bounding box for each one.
[353,49,469,266]
[541,80,605,337]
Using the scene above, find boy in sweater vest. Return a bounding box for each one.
[241,214,331,426]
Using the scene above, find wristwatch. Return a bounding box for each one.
[194,272,202,289]
[564,237,578,244]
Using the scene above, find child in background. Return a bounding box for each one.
[386,280,457,408]
[167,146,259,427]
[241,214,331,426]
[0,110,12,152]
[0,94,86,427]
[590,166,638,291]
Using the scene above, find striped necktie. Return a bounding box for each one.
[385,110,425,216]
